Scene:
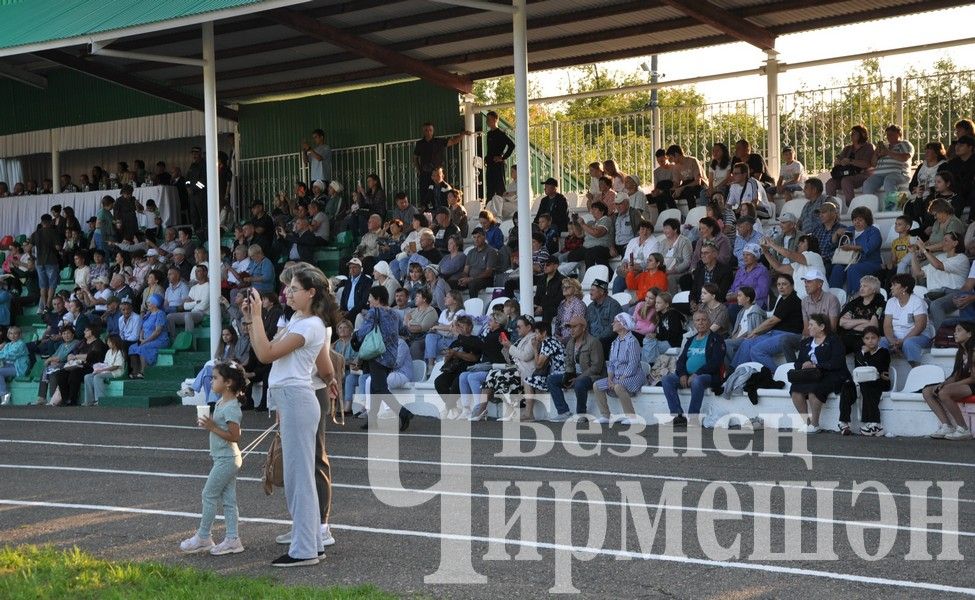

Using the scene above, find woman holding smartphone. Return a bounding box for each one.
[244,268,332,568]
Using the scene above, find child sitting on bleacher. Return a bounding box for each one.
[838,326,890,437]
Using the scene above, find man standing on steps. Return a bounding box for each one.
[484,111,515,198]
[185,146,207,232]
[413,122,470,211]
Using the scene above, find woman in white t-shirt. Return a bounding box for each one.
[761,234,826,299]
[912,232,971,292]
[881,274,933,366]
[244,267,333,568]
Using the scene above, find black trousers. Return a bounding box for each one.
[434,370,462,408]
[367,360,392,416]
[57,367,89,405]
[839,379,890,423]
[485,163,506,198]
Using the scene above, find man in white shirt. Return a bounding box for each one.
[726,163,771,214]
[930,259,975,328]
[166,264,210,338]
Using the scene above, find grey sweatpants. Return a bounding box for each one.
[273,385,322,559]
[197,454,242,539]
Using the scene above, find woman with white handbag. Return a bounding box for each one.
[827,206,883,294]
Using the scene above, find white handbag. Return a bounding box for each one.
[852,366,879,383]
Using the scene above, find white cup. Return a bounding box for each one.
[196,405,209,422]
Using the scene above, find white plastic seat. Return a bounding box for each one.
[912,286,928,299]
[849,194,879,214]
[564,192,581,209]
[883,220,919,245]
[780,198,808,220]
[828,287,847,306]
[580,265,610,290]
[684,206,707,230]
[611,291,633,306]
[830,195,844,215]
[487,296,508,314]
[655,208,682,233]
[672,290,690,304]
[463,298,484,316]
[889,365,944,400]
[411,360,426,383]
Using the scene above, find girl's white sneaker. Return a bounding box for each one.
[929,423,954,439]
[210,537,244,555]
[179,534,214,554]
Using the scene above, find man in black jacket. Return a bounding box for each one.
[689,242,733,308]
[533,256,564,323]
[534,178,569,233]
[484,111,515,197]
[274,217,318,263]
[337,258,372,320]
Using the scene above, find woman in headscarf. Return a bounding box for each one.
[623,174,648,219]
[127,293,170,379]
[371,260,400,300]
[592,313,644,426]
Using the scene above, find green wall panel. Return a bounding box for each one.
[238,80,462,157]
[0,69,185,136]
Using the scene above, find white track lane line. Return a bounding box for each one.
[3,463,972,538]
[2,416,973,470]
[2,437,973,506]
[0,498,972,597]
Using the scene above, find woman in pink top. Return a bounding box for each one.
[632,288,659,337]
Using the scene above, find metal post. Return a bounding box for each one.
[551,120,561,189]
[462,94,476,203]
[895,77,904,130]
[202,22,221,357]
[50,129,60,193]
[513,0,533,307]
[650,54,662,152]
[764,49,780,179]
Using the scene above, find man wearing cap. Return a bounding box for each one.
[772,212,801,263]
[100,297,122,337]
[585,279,623,357]
[533,255,564,323]
[166,265,210,337]
[458,227,498,299]
[547,314,604,421]
[732,215,762,266]
[939,135,975,218]
[170,248,193,282]
[432,207,459,252]
[338,258,372,318]
[610,193,640,257]
[726,243,769,313]
[303,128,332,184]
[809,201,844,264]
[534,178,569,233]
[484,111,515,197]
[800,269,840,331]
[797,178,828,235]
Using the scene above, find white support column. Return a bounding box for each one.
[765,49,780,179]
[50,129,60,193]
[551,120,561,187]
[202,22,221,357]
[461,94,476,203]
[513,0,533,307]
[895,77,904,130]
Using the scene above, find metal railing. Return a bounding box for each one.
[238,69,975,206]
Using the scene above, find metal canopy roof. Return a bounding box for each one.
[0,0,969,113]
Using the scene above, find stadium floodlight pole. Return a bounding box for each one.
[202,21,221,357]
[513,0,533,309]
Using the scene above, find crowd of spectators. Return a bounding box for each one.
[3,119,975,444]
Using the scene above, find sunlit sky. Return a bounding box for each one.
[526,4,975,104]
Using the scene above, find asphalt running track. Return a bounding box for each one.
[0,406,974,599]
